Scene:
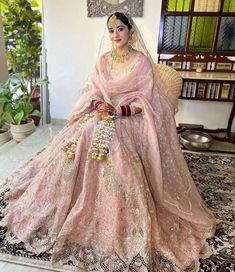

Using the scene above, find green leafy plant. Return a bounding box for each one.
[0,106,7,128]
[0,73,48,125]
[0,0,42,94]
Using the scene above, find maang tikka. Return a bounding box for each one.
[108,14,117,28]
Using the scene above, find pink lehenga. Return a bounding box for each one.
[1,19,216,272]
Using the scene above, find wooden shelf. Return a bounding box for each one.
[158,54,235,143]
[179,77,235,101]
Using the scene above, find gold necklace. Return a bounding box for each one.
[111,47,130,63]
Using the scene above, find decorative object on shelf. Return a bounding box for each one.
[195,63,204,73]
[179,130,213,151]
[197,82,206,98]
[87,0,144,17]
[221,83,230,99]
[158,54,235,73]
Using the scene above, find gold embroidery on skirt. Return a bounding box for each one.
[102,160,116,193]
[63,158,76,182]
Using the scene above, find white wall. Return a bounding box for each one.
[175,100,234,130]
[0,11,8,82]
[43,0,235,132]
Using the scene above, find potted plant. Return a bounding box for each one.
[0,0,42,124]
[0,105,11,146]
[0,73,48,142]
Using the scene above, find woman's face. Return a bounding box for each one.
[108,19,130,50]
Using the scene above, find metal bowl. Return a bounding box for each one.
[179,130,213,151]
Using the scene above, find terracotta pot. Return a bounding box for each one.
[0,128,12,146]
[10,119,35,142]
[30,95,41,126]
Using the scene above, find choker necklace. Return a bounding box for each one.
[111,48,130,63]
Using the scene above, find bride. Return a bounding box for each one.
[1,12,216,271]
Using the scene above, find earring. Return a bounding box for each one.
[128,33,134,49]
[128,38,133,49]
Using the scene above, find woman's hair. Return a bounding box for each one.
[107,12,132,30]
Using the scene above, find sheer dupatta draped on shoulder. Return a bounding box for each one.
[1,14,216,272]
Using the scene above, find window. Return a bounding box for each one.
[158,0,235,55]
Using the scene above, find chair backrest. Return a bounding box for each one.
[154,64,183,108]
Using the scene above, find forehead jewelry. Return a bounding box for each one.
[108,14,117,28]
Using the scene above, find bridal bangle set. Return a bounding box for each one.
[115,104,135,116]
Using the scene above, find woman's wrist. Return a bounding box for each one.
[115,104,141,116]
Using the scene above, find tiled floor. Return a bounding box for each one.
[0,124,63,187]
[0,261,54,272]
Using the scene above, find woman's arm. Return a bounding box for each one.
[115,104,142,116]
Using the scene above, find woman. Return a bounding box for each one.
[1,12,216,271]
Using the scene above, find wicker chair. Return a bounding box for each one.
[154,64,183,111]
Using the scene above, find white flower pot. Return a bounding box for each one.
[0,129,12,146]
[10,119,36,142]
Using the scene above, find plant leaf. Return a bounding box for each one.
[14,110,24,125]
[30,109,41,117]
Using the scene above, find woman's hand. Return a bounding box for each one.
[95,102,115,115]
[134,106,142,114]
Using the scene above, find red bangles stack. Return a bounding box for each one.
[94,100,135,116]
[117,105,132,116]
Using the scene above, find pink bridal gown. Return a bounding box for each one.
[1,52,216,272]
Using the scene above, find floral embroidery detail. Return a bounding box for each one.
[118,183,129,201]
[129,154,143,179]
[62,158,76,182]
[102,160,116,193]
